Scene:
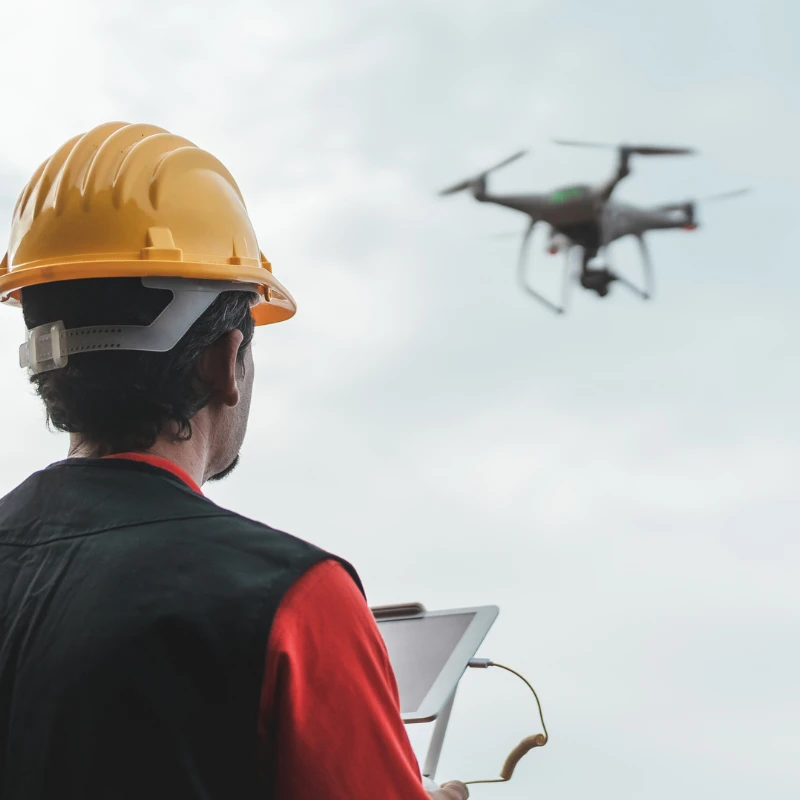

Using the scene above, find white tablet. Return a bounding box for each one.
[372,603,499,723]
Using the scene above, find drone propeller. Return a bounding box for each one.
[659,188,752,213]
[553,139,695,156]
[439,150,528,196]
[698,187,752,203]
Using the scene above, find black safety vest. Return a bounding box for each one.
[0,458,361,799]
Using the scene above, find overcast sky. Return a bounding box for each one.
[0,1,798,798]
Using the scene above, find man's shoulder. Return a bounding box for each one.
[193,503,330,561]
[150,500,368,607]
[0,459,325,568]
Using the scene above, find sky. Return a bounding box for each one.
[0,1,798,797]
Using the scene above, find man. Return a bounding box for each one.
[0,122,468,800]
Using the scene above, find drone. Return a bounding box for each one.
[439,140,750,314]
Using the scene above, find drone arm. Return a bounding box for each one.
[517,220,564,315]
[598,148,632,201]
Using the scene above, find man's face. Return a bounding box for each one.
[207,343,254,483]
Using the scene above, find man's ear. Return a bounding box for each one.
[196,329,245,408]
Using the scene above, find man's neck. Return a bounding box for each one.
[68,433,210,489]
[103,452,204,495]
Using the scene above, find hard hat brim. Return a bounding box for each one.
[0,258,296,325]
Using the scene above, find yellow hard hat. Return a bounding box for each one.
[0,121,295,326]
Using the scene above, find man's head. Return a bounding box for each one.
[0,122,299,484]
[22,278,258,482]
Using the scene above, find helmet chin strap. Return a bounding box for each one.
[19,277,259,374]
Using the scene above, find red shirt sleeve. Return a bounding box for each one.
[259,559,431,799]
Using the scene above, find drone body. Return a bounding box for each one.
[440,142,748,314]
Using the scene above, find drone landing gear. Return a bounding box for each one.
[517,219,571,315]
[634,233,654,300]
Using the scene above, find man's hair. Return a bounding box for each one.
[22,278,256,454]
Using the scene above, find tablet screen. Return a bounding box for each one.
[377,612,475,714]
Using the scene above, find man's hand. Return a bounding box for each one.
[427,780,469,800]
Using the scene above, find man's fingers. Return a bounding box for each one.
[438,780,469,800]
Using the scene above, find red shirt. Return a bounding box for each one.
[105,453,430,799]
